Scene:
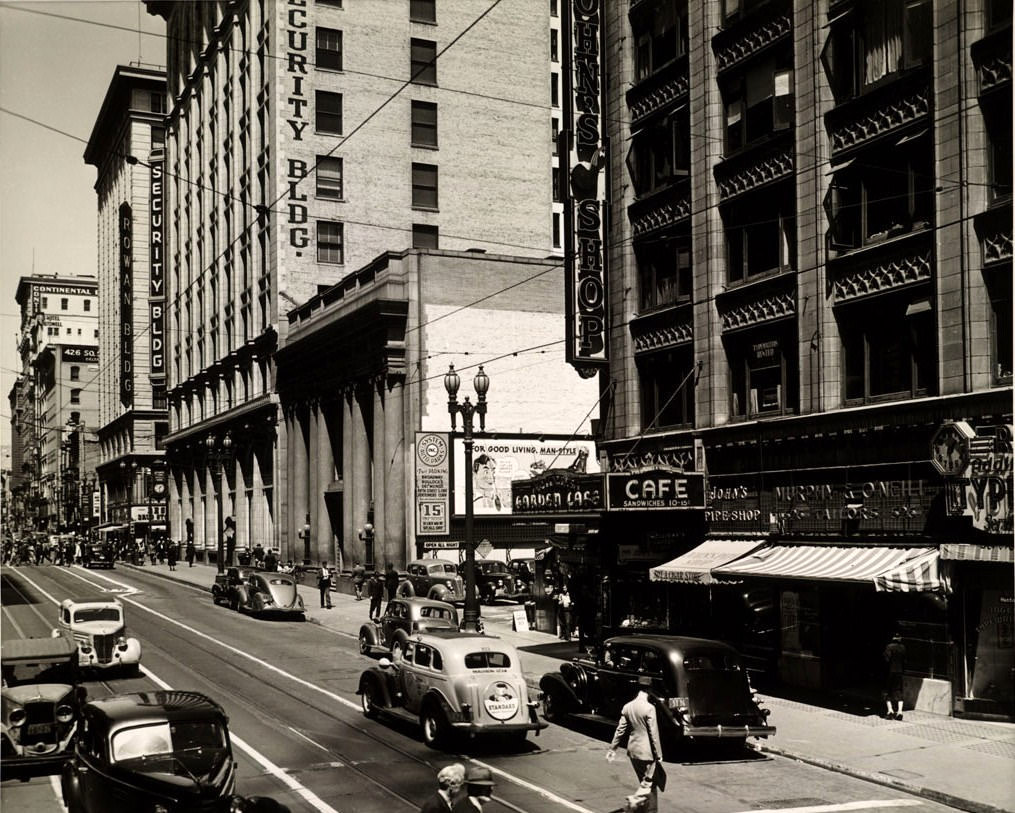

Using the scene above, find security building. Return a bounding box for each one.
[143,1,561,564]
[84,64,171,551]
[573,0,1012,718]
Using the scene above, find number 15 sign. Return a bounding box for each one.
[416,432,450,535]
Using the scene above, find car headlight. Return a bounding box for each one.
[446,581,454,589]
[154,805,171,813]
[56,704,74,723]
[80,644,93,654]
[9,708,26,727]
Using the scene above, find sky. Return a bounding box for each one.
[0,1,167,448]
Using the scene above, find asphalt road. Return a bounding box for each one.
[1,563,963,813]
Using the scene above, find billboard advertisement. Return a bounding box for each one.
[415,432,450,535]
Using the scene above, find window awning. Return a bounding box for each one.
[649,538,766,584]
[713,544,949,593]
[940,543,1014,563]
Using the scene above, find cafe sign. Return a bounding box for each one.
[512,470,603,514]
[606,468,706,511]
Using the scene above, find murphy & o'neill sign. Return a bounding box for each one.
[607,468,706,511]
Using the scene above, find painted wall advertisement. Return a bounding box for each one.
[452,437,599,516]
[936,423,1013,534]
[415,432,450,535]
[63,346,99,364]
[119,202,133,407]
[150,149,166,381]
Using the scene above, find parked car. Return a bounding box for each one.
[61,691,290,813]
[357,631,545,749]
[229,571,305,618]
[56,600,142,675]
[539,635,774,751]
[358,597,459,657]
[1,636,84,768]
[396,559,465,603]
[473,559,525,604]
[83,542,114,569]
[211,566,256,608]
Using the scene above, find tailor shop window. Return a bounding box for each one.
[820,0,932,104]
[724,189,796,284]
[839,294,936,404]
[638,346,695,430]
[727,328,798,419]
[636,236,691,312]
[626,107,690,198]
[722,52,793,156]
[824,133,933,253]
[631,0,688,83]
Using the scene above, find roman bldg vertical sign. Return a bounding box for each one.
[150,150,166,382]
[562,0,609,377]
[119,202,134,407]
[284,0,310,253]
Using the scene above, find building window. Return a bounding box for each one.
[41,296,48,308]
[316,155,344,199]
[412,224,439,249]
[70,388,82,405]
[153,386,168,411]
[84,299,91,311]
[552,212,561,248]
[152,126,166,147]
[626,106,689,197]
[317,220,345,264]
[551,0,558,16]
[637,236,692,311]
[824,134,934,252]
[988,274,1013,383]
[987,0,1012,29]
[552,117,559,155]
[722,54,793,155]
[70,366,80,381]
[412,163,438,209]
[821,0,932,103]
[411,38,437,85]
[638,347,695,430]
[632,0,688,82]
[552,168,561,202]
[551,72,559,107]
[410,0,436,23]
[61,298,69,310]
[551,28,558,62]
[722,0,770,26]
[316,27,343,71]
[728,330,797,418]
[317,0,343,6]
[725,189,796,283]
[151,92,166,114]
[411,101,438,147]
[316,90,343,134]
[840,294,936,403]
[984,104,1013,203]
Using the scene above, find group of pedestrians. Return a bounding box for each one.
[419,764,496,812]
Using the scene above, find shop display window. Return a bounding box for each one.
[780,589,820,655]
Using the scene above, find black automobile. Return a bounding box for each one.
[539,635,775,751]
[61,691,289,813]
[473,560,525,604]
[211,566,256,608]
[83,543,114,569]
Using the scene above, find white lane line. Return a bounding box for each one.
[63,566,139,595]
[13,567,341,813]
[288,726,337,755]
[735,801,924,813]
[16,566,597,813]
[49,774,68,812]
[2,604,28,638]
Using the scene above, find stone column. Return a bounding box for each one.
[342,390,355,562]
[317,399,335,566]
[351,385,372,567]
[384,377,406,567]
[292,404,310,563]
[372,378,387,564]
[284,408,296,561]
[308,402,321,565]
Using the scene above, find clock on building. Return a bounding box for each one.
[930,421,975,476]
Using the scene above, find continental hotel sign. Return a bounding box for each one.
[562,0,608,377]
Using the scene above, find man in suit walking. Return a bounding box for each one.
[607,678,665,813]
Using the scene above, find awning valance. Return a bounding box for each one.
[940,543,1014,563]
[713,544,949,593]
[649,539,765,584]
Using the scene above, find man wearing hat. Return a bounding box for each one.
[455,766,496,811]
[883,631,907,720]
[607,677,665,813]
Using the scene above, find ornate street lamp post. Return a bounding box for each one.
[205,432,233,573]
[444,364,490,633]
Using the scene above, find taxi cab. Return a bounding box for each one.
[357,632,544,749]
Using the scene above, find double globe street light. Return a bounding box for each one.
[444,364,490,634]
[205,432,233,573]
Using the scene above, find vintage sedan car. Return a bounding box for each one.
[228,571,305,618]
[358,597,459,657]
[211,566,256,608]
[61,691,290,813]
[83,542,114,569]
[539,635,774,750]
[396,559,465,603]
[1,636,84,768]
[474,559,524,604]
[57,600,142,675]
[357,632,545,749]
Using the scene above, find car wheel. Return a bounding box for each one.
[396,581,414,598]
[421,706,447,749]
[358,633,371,655]
[543,687,566,722]
[360,680,380,719]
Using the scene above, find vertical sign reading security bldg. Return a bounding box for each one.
[119,202,133,407]
[150,149,166,382]
[562,0,608,376]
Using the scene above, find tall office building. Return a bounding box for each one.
[558,0,1012,718]
[143,0,560,562]
[85,64,171,548]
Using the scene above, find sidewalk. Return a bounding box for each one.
[126,561,1014,813]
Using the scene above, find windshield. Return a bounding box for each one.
[2,661,74,687]
[477,562,508,574]
[428,563,457,575]
[464,652,511,669]
[112,721,228,770]
[73,608,121,624]
[684,652,742,671]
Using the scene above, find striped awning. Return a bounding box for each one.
[713,544,949,593]
[650,539,765,584]
[940,543,1014,563]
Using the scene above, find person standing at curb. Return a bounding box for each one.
[318,561,333,609]
[385,562,400,601]
[607,678,666,813]
[556,586,572,641]
[368,571,384,621]
[883,631,906,720]
[352,560,366,600]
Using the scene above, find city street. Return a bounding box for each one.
[1,562,967,813]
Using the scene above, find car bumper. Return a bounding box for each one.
[683,724,776,739]
[453,705,547,735]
